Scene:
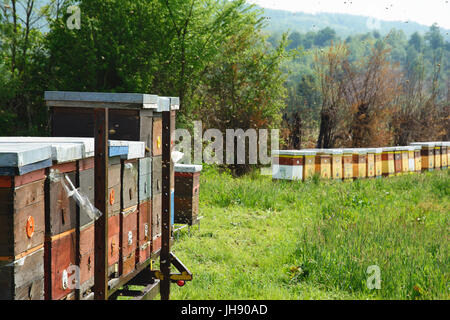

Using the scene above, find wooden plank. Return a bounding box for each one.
[152,118,162,156]
[122,160,138,209]
[94,108,109,300]
[138,158,152,203]
[152,156,162,195]
[120,209,137,276]
[0,247,45,300]
[140,115,153,156]
[47,230,76,300]
[160,111,173,300]
[48,171,77,236]
[0,159,53,176]
[137,201,151,264]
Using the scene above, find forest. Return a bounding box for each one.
[0,0,449,159]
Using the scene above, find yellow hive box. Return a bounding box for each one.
[315,150,332,179]
[366,148,376,178]
[443,142,449,169]
[352,149,367,179]
[434,143,442,170]
[303,150,317,180]
[375,148,383,178]
[329,149,343,180]
[411,145,422,173]
[401,146,409,174]
[410,142,434,171]
[342,149,354,181]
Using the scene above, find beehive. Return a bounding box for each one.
[352,149,367,179]
[442,142,450,169]
[174,164,202,226]
[137,157,152,265]
[342,149,354,181]
[0,144,52,300]
[366,148,376,178]
[303,150,317,180]
[410,143,434,171]
[412,145,422,173]
[45,91,179,264]
[434,142,442,170]
[329,149,343,180]
[374,148,383,178]
[272,150,305,181]
[381,147,395,177]
[406,146,416,174]
[315,150,332,179]
[401,147,410,174]
[394,147,403,176]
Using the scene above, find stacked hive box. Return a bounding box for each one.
[443,142,450,169]
[46,92,179,262]
[412,145,422,173]
[394,147,403,176]
[315,150,331,179]
[352,149,367,179]
[434,142,442,170]
[374,148,383,178]
[441,142,448,169]
[0,145,52,300]
[410,142,434,171]
[406,147,416,173]
[0,138,144,299]
[381,147,396,177]
[366,148,376,178]
[329,149,343,180]
[174,164,203,226]
[137,157,152,265]
[342,149,354,181]
[303,151,317,180]
[399,147,409,175]
[272,150,304,181]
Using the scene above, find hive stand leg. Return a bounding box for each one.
[160,111,173,300]
[94,108,109,300]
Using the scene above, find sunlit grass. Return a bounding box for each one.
[170,167,449,300]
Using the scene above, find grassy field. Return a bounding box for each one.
[169,166,449,300]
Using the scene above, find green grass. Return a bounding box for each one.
[170,166,449,300]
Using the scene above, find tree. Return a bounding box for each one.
[314,42,349,148]
[191,27,289,175]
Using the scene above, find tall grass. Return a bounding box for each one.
[171,167,449,299]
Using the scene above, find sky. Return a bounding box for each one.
[248,0,450,29]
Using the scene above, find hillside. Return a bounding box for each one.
[257,7,450,41]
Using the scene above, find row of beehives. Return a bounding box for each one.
[272,142,450,181]
[0,130,201,302]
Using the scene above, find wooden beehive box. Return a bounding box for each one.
[342,149,354,181]
[434,142,442,170]
[272,150,305,181]
[352,149,367,179]
[381,147,396,177]
[174,164,203,226]
[411,142,434,171]
[0,144,53,300]
[374,148,383,178]
[329,149,343,180]
[366,148,376,178]
[315,150,331,179]
[442,142,449,169]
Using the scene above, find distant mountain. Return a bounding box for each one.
[257,7,450,41]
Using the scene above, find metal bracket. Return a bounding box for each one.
[151,252,193,283]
